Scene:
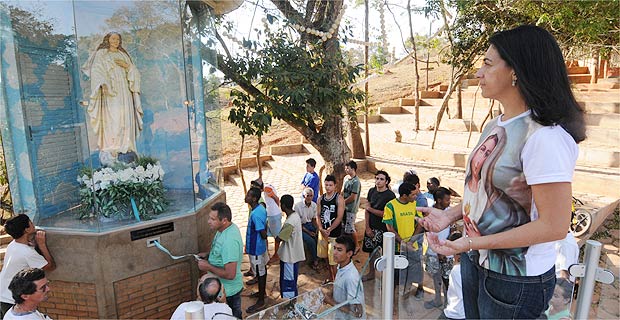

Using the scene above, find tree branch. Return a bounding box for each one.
[312,0,328,28]
[304,0,317,25]
[214,28,233,60]
[216,54,263,101]
[271,0,304,23]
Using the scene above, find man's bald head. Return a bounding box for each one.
[198,277,222,304]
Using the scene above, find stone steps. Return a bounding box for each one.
[579,101,620,114]
[568,66,591,74]
[569,74,593,84]
[366,114,619,169]
[587,126,620,143]
[574,90,620,103]
[364,132,620,198]
[398,103,620,129]
[0,233,10,246]
[575,80,620,90]
[366,123,618,152]
[367,153,618,201]
[377,83,619,173]
[402,96,620,116]
[0,246,5,269]
[445,86,620,101]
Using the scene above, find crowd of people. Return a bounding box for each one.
[183,149,579,320]
[0,25,585,320]
[188,151,478,319]
[181,24,586,320]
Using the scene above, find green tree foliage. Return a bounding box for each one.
[369,44,389,70]
[217,0,364,182]
[430,0,619,73]
[519,1,618,50]
[406,34,443,59]
[424,0,618,148]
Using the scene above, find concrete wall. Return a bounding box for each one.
[39,191,225,319]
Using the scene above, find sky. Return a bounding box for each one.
[223,0,444,59]
[6,0,132,36]
[7,0,444,59]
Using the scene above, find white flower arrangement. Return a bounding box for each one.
[77,163,165,191]
[77,157,168,220]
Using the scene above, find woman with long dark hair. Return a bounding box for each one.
[419,25,585,319]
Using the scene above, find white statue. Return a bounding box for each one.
[82,32,143,165]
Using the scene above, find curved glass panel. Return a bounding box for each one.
[1,0,87,227]
[181,2,223,209]
[0,0,221,232]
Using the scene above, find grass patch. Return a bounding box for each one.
[605,205,620,230]
[591,229,611,241]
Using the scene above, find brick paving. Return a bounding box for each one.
[223,148,448,318]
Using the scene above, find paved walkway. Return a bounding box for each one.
[223,149,447,318]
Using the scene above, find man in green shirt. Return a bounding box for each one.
[198,202,243,319]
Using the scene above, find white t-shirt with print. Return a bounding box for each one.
[516,115,578,276]
[464,110,578,276]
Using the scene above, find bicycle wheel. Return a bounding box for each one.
[571,209,592,237]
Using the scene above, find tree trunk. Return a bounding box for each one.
[238,135,247,195]
[290,115,350,191]
[256,135,263,180]
[348,117,366,159]
[590,50,599,84]
[407,0,421,132]
[455,82,463,119]
[477,99,495,134]
[431,73,465,149]
[364,0,370,156]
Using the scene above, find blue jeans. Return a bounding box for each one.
[461,252,555,319]
[302,222,317,263]
[227,290,243,319]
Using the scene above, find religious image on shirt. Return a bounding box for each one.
[321,204,336,228]
[462,124,532,276]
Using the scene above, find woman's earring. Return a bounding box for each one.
[511,78,517,87]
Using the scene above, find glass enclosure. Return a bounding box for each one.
[0,0,222,232]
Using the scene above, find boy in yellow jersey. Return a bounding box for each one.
[383,182,425,299]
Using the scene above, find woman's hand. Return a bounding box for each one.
[464,219,481,237]
[417,206,452,232]
[427,232,470,256]
[114,59,129,69]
